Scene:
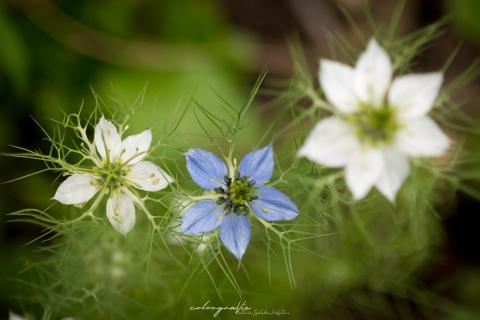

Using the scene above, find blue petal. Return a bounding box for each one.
[219,214,251,261]
[185,148,227,189]
[251,186,299,221]
[181,200,223,235]
[238,145,274,185]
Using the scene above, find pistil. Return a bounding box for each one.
[347,105,400,146]
[215,174,257,215]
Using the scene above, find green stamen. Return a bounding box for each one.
[216,175,257,215]
[347,105,400,145]
[230,179,255,204]
[93,161,131,192]
[98,162,124,181]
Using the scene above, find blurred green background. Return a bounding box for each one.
[1,0,480,319]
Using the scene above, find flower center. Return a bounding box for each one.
[95,161,128,188]
[215,175,257,215]
[347,105,400,145]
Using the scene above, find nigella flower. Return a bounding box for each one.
[53,117,173,234]
[182,145,299,260]
[298,39,450,202]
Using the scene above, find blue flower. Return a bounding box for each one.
[182,145,299,260]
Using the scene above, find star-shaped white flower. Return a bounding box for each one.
[298,39,450,202]
[53,116,173,234]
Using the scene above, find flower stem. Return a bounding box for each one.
[188,194,218,201]
[225,146,235,179]
[251,212,285,240]
[123,188,158,229]
[305,87,334,113]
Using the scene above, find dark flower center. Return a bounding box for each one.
[215,174,257,215]
[347,105,400,145]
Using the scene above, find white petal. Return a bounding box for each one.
[354,39,392,107]
[375,150,410,202]
[119,129,152,165]
[125,161,174,191]
[319,59,359,113]
[396,116,450,157]
[94,116,121,162]
[345,148,384,200]
[9,311,26,320]
[106,190,136,235]
[53,174,100,205]
[388,72,443,119]
[298,117,359,167]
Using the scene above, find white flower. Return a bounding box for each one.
[298,39,449,202]
[9,312,26,320]
[53,116,174,234]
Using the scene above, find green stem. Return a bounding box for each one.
[123,188,157,228]
[305,87,334,113]
[225,146,235,179]
[251,211,285,240]
[188,194,218,201]
[78,125,102,167]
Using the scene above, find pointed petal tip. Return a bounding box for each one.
[350,184,372,201]
[52,194,65,204]
[365,37,386,53]
[379,189,398,204]
[141,128,153,139]
[183,148,199,156]
[297,146,307,158]
[184,148,203,159]
[377,186,397,203]
[184,148,197,155]
[434,71,444,80]
[233,252,244,261]
[386,194,396,203]
[320,58,336,66]
[368,37,380,47]
[351,191,364,201]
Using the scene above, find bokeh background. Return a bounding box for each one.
[1,0,480,319]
